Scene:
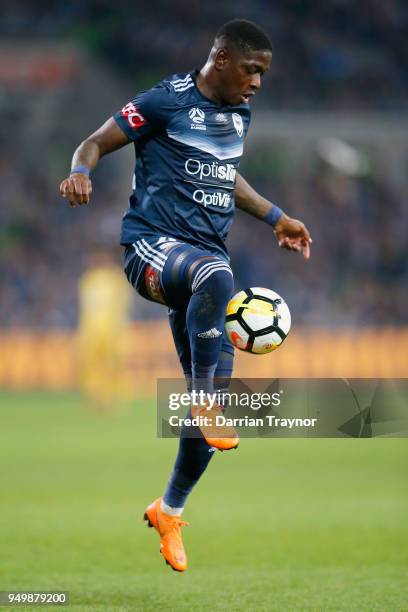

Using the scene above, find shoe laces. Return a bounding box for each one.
[167,518,189,531]
[163,517,189,545]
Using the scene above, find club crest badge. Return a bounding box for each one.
[232,113,244,137]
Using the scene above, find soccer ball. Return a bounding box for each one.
[225,287,291,354]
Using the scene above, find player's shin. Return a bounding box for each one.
[214,343,234,399]
[186,267,234,394]
[186,269,239,449]
[162,417,215,514]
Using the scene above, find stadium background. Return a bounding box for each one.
[1,2,407,610]
[1,0,408,388]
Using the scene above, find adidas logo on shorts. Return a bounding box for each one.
[197,328,222,339]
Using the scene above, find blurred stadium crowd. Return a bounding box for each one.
[0,0,407,329]
[1,144,406,329]
[2,0,407,109]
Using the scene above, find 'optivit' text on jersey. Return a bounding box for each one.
[114,71,251,258]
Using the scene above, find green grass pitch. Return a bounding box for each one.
[1,392,407,611]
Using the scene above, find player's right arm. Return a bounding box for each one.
[60,83,172,207]
[59,119,129,207]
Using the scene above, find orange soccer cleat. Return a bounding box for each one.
[144,497,189,572]
[191,402,239,451]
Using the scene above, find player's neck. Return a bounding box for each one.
[196,66,225,106]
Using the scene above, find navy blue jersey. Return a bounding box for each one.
[113,71,251,258]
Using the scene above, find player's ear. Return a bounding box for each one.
[214,48,229,71]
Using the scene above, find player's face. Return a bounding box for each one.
[217,48,272,106]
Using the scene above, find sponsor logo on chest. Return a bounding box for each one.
[193,189,232,209]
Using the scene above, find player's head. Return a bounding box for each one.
[209,19,272,106]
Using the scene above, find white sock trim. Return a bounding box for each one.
[161,499,184,516]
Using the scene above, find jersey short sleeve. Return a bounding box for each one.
[113,84,173,142]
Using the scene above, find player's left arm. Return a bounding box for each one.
[234,172,312,260]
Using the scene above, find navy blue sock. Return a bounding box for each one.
[163,329,235,511]
[186,267,233,393]
[165,309,215,509]
[168,313,234,393]
[163,409,215,509]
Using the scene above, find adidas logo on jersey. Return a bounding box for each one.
[197,327,222,339]
[215,113,228,123]
[189,107,206,131]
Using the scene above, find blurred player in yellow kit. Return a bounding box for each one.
[78,248,134,410]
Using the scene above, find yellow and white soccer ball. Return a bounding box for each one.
[225,287,291,354]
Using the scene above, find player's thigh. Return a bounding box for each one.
[124,239,233,309]
[161,243,233,309]
[124,242,167,306]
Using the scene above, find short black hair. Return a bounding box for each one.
[215,19,272,54]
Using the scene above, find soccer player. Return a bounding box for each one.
[60,19,312,572]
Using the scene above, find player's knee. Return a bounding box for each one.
[193,265,234,301]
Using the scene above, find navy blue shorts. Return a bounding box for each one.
[124,236,233,310]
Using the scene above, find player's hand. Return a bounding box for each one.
[274,214,312,260]
[59,172,92,207]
